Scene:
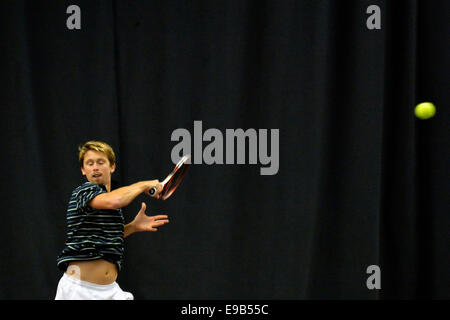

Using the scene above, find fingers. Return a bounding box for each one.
[154,182,163,199]
[138,203,169,222]
[149,219,169,232]
[151,215,169,220]
[153,220,169,227]
[146,181,163,199]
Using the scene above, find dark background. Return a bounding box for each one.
[0,0,448,299]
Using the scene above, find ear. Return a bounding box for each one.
[110,163,116,174]
[81,166,86,176]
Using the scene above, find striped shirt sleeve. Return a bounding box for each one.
[75,182,106,212]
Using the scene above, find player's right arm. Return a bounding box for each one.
[89,181,162,210]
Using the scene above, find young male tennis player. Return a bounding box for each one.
[55,141,168,300]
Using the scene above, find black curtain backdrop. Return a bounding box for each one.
[0,0,448,300]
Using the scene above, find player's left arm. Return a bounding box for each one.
[124,202,169,238]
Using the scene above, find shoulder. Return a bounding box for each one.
[70,182,108,211]
[73,182,106,195]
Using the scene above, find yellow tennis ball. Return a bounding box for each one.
[414,102,436,120]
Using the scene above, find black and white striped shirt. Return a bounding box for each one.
[56,182,124,271]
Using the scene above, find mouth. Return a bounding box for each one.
[92,173,102,179]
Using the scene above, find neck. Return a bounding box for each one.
[87,179,111,192]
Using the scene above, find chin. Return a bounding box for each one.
[89,178,104,185]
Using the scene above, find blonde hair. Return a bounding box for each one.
[78,141,116,168]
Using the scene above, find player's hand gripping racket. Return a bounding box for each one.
[149,155,191,200]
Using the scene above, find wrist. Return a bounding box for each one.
[124,221,136,238]
[135,181,149,193]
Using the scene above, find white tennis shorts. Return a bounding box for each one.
[55,273,134,300]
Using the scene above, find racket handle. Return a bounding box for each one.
[149,187,157,195]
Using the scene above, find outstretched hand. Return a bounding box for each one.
[132,202,169,232]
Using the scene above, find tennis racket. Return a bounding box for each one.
[149,155,191,200]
